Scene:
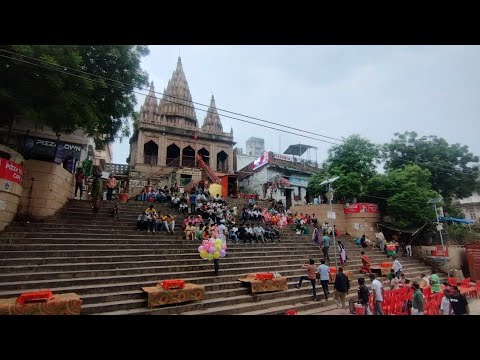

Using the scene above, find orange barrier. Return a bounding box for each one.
[159,279,185,290]
[256,273,274,281]
[16,290,55,304]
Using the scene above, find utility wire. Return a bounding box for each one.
[0,52,343,147]
[1,49,478,179]
[0,48,343,143]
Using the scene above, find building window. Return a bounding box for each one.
[198,148,210,166]
[182,146,196,167]
[217,150,228,173]
[143,140,158,165]
[166,144,180,167]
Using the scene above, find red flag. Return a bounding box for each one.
[194,132,198,140]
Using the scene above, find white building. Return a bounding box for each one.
[237,151,314,209]
[453,190,480,223]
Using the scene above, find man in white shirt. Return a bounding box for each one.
[376,231,385,252]
[369,273,384,315]
[217,221,228,244]
[317,259,331,300]
[253,224,266,243]
[229,225,239,244]
[392,256,403,278]
[440,289,452,315]
[246,224,255,243]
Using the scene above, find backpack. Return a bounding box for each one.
[359,285,370,304]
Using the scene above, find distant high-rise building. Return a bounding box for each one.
[246,137,265,157]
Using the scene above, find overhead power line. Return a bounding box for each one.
[0,52,342,147]
[0,48,343,144]
[0,49,478,180]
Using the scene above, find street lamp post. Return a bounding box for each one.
[428,197,448,273]
[320,176,339,270]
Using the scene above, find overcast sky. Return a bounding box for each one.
[112,45,480,165]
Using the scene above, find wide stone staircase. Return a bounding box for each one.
[0,199,443,315]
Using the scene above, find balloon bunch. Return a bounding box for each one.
[198,238,227,260]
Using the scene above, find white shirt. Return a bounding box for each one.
[317,264,330,281]
[440,296,451,315]
[393,260,402,273]
[372,279,384,301]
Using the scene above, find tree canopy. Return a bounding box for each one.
[366,165,440,228]
[307,135,380,201]
[383,131,480,200]
[0,45,149,147]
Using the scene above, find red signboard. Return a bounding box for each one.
[431,245,449,257]
[252,151,269,171]
[0,158,24,185]
[465,242,480,282]
[343,203,379,214]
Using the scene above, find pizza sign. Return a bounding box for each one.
[0,158,24,185]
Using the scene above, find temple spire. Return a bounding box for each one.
[143,81,157,114]
[202,95,223,133]
[159,57,197,125]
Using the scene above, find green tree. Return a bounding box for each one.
[366,164,440,228]
[307,171,327,199]
[383,131,480,200]
[0,45,149,147]
[308,135,380,201]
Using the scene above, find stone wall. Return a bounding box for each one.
[0,146,24,231]
[412,245,467,277]
[18,160,74,219]
[290,204,381,240]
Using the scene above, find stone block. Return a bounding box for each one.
[45,199,61,211]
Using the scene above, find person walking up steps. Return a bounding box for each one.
[317,259,331,300]
[74,167,85,199]
[295,259,318,301]
[321,232,330,261]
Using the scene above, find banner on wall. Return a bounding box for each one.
[0,158,24,185]
[252,151,269,171]
[431,245,449,257]
[343,203,379,214]
[289,177,308,187]
[272,152,293,162]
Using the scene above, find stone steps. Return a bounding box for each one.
[0,254,423,273]
[0,256,428,282]
[0,198,439,315]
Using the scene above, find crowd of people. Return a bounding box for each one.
[132,185,473,315]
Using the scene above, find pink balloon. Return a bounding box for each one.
[209,240,215,247]
[203,244,210,251]
[221,243,227,250]
[209,237,215,242]
[202,240,208,245]
[198,245,204,253]
[220,250,226,257]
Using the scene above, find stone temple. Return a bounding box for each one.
[128,57,235,190]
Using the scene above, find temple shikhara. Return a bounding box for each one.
[128,57,235,193]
